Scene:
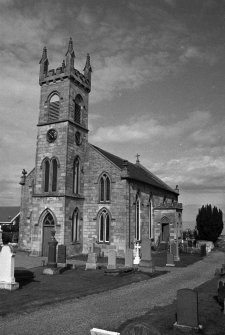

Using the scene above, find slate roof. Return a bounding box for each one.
[91,145,178,195]
[0,206,20,223]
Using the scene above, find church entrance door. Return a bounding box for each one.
[162,223,169,242]
[42,212,55,256]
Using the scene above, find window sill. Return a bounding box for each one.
[71,241,81,245]
[99,201,111,204]
[96,241,110,245]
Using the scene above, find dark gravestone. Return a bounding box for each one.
[139,237,154,273]
[171,242,176,256]
[57,245,66,265]
[200,244,206,257]
[176,289,199,328]
[218,280,225,305]
[188,239,193,247]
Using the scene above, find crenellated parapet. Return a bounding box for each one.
[39,38,91,93]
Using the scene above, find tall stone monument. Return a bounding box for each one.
[138,237,154,273]
[0,245,19,290]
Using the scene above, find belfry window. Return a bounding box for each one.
[99,173,111,202]
[72,208,79,242]
[135,197,141,241]
[48,94,60,122]
[99,209,110,243]
[43,158,59,193]
[73,157,80,194]
[74,94,84,124]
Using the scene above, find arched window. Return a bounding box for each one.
[72,208,79,242]
[135,197,141,241]
[99,173,111,202]
[43,212,55,226]
[74,94,84,124]
[43,157,59,193]
[48,93,60,122]
[44,160,50,192]
[98,209,110,243]
[73,157,80,194]
[52,158,58,192]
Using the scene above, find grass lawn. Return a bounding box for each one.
[0,266,167,317]
[0,250,205,319]
[118,275,225,335]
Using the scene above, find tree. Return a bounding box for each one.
[196,204,223,242]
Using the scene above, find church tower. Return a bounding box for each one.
[29,38,91,256]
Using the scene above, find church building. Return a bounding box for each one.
[19,38,183,257]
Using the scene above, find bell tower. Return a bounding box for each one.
[30,38,92,256]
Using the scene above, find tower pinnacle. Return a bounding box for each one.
[83,53,92,84]
[65,37,75,72]
[39,46,49,84]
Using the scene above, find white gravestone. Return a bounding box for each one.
[90,328,120,335]
[0,245,19,290]
[133,242,141,265]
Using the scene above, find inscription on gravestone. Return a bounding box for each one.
[57,245,66,264]
[176,288,199,328]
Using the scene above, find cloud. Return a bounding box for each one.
[90,110,211,144]
[179,46,217,65]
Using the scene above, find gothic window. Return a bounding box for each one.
[44,159,50,192]
[99,173,111,202]
[74,94,84,124]
[43,157,59,193]
[48,93,60,122]
[135,197,141,241]
[98,209,110,243]
[52,158,58,192]
[43,212,55,226]
[72,208,79,242]
[73,157,80,194]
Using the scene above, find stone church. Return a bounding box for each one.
[19,38,183,257]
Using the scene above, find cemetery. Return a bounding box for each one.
[0,230,225,334]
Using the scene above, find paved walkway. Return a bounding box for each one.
[1,250,224,335]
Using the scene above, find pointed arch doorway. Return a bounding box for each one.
[42,211,55,256]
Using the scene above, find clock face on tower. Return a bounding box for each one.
[47,129,57,143]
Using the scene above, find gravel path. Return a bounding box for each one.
[1,250,224,335]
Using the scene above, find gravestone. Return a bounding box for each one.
[166,252,175,267]
[218,279,225,305]
[0,228,2,245]
[43,231,61,275]
[138,237,154,273]
[133,242,141,265]
[57,244,66,267]
[171,242,176,256]
[200,244,206,257]
[85,252,97,270]
[107,249,116,269]
[173,288,202,333]
[90,328,120,335]
[0,245,19,290]
[125,248,133,268]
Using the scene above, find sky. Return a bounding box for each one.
[0,0,225,227]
